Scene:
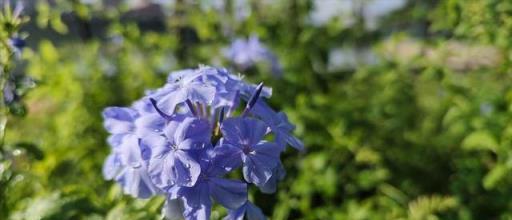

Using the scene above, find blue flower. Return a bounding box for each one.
[147,116,211,188]
[152,69,216,114]
[102,106,161,198]
[252,101,304,151]
[102,133,159,198]
[224,36,282,76]
[168,148,248,220]
[102,65,302,219]
[216,117,281,186]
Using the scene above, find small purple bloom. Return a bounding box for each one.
[252,101,304,151]
[147,116,211,188]
[216,117,281,186]
[152,71,216,114]
[102,134,159,198]
[169,148,248,219]
[224,36,282,76]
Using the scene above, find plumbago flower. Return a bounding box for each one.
[224,36,282,77]
[102,65,303,220]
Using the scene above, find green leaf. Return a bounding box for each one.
[483,164,507,190]
[461,130,498,152]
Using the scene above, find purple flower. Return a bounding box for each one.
[102,107,160,198]
[216,117,281,186]
[252,101,304,151]
[102,151,158,198]
[102,65,302,220]
[168,148,248,219]
[147,116,211,188]
[152,70,216,113]
[224,36,282,76]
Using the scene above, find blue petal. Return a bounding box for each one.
[162,199,185,220]
[155,87,186,114]
[251,106,304,151]
[283,133,304,151]
[107,134,126,148]
[258,163,286,194]
[174,117,212,144]
[115,135,144,166]
[243,158,273,186]
[138,138,152,161]
[209,177,247,209]
[223,205,245,220]
[149,149,201,188]
[167,69,195,83]
[223,202,266,220]
[252,142,281,162]
[155,79,216,114]
[103,154,122,180]
[103,107,137,121]
[221,117,268,146]
[184,83,216,105]
[212,90,240,110]
[251,100,275,122]
[181,182,212,220]
[135,113,166,137]
[178,138,207,151]
[115,165,158,199]
[143,135,168,159]
[173,151,201,186]
[242,142,281,185]
[132,98,156,114]
[213,142,243,174]
[245,202,266,220]
[163,115,187,142]
[102,107,137,134]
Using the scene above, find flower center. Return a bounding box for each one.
[170,143,179,151]
[242,144,254,154]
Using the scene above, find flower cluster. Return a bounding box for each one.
[102,66,303,219]
[224,36,282,76]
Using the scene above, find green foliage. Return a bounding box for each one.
[3,1,512,219]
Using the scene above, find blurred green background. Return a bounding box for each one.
[3,0,512,219]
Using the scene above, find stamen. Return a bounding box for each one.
[242,82,263,116]
[149,98,174,120]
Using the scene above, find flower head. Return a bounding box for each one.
[102,65,302,219]
[224,36,282,76]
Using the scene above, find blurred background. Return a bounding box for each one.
[2,0,512,219]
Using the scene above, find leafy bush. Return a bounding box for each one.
[2,0,512,219]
